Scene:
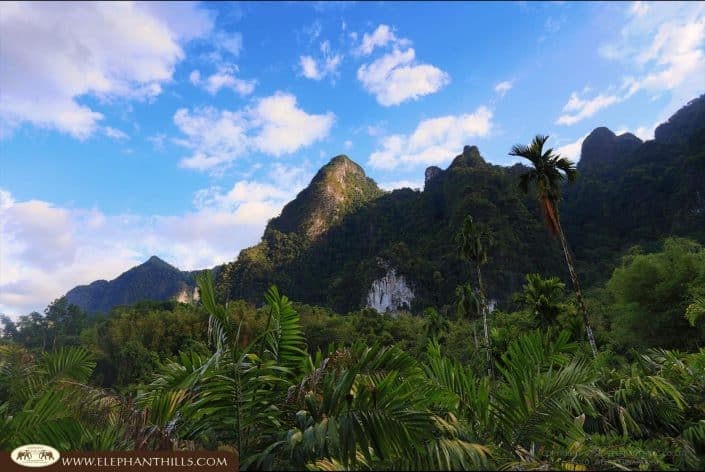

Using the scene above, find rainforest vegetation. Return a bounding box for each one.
[2,96,705,470]
[2,197,705,470]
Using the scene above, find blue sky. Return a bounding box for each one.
[1,1,704,317]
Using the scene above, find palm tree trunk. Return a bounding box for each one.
[476,265,492,376]
[554,211,598,357]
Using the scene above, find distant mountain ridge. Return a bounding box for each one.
[65,256,204,315]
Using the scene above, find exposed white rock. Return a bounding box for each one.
[175,286,200,304]
[366,268,414,315]
[488,299,497,313]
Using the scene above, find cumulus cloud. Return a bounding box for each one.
[357,48,450,106]
[175,92,335,172]
[351,24,448,106]
[0,1,213,139]
[189,64,256,95]
[174,107,250,172]
[251,93,335,156]
[368,106,493,170]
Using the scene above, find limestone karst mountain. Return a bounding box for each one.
[65,256,201,315]
[268,155,385,241]
[64,95,705,316]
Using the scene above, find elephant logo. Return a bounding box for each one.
[11,444,60,467]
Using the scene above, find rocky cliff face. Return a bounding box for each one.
[174,286,200,304]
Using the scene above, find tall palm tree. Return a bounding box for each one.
[457,215,492,375]
[510,134,598,357]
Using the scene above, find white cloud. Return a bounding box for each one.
[0,1,213,139]
[298,41,343,81]
[556,92,622,125]
[343,140,353,150]
[175,92,335,172]
[250,93,335,156]
[357,48,450,106]
[355,24,399,56]
[494,80,514,97]
[351,24,448,106]
[190,65,256,95]
[368,106,493,170]
[299,56,321,79]
[103,126,129,141]
[174,107,249,172]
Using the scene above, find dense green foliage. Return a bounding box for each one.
[604,238,705,350]
[2,268,704,469]
[3,94,704,470]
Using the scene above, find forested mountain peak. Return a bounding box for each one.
[449,145,487,169]
[579,127,643,173]
[143,255,177,270]
[267,154,384,240]
[65,255,196,315]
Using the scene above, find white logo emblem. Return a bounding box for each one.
[11,444,60,468]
